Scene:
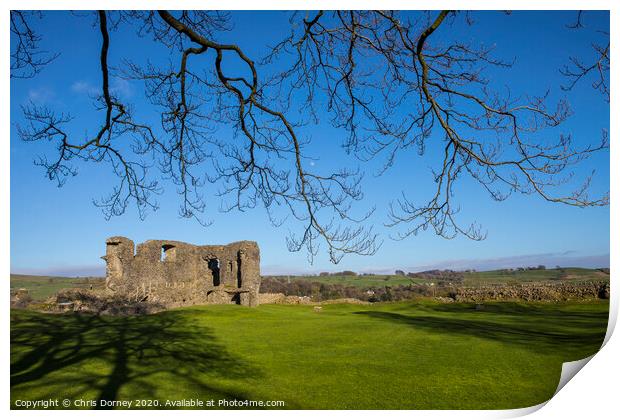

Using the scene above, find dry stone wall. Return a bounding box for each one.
[451,282,609,302]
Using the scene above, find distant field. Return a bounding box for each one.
[269,274,425,288]
[10,268,609,302]
[269,268,610,288]
[10,274,105,301]
[461,267,609,286]
[11,300,608,409]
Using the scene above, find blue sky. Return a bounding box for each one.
[10,10,610,275]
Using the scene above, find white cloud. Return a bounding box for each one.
[261,264,317,276]
[110,78,133,98]
[71,79,133,99]
[70,80,98,95]
[26,87,55,104]
[11,264,105,277]
[11,252,609,278]
[394,252,610,273]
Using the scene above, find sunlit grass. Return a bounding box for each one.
[11,300,608,409]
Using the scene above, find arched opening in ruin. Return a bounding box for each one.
[231,292,241,304]
[161,244,176,262]
[208,258,220,286]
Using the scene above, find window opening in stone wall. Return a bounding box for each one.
[237,252,242,288]
[208,258,221,286]
[161,244,176,262]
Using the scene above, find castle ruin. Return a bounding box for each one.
[102,237,261,307]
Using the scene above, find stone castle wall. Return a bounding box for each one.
[102,236,261,307]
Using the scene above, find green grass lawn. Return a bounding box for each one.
[10,274,105,301]
[11,300,608,409]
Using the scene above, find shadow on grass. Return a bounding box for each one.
[423,301,610,323]
[11,310,262,409]
[353,307,607,355]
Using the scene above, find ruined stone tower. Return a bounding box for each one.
[102,237,261,307]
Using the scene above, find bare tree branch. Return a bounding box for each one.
[10,11,59,78]
[12,10,608,261]
[267,10,608,241]
[17,11,161,220]
[561,11,610,102]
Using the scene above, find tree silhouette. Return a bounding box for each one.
[12,10,609,263]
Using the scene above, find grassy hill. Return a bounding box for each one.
[461,267,609,286]
[268,273,422,288]
[11,300,608,409]
[268,267,609,288]
[10,274,105,301]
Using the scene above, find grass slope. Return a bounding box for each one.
[11,300,608,409]
[10,274,105,301]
